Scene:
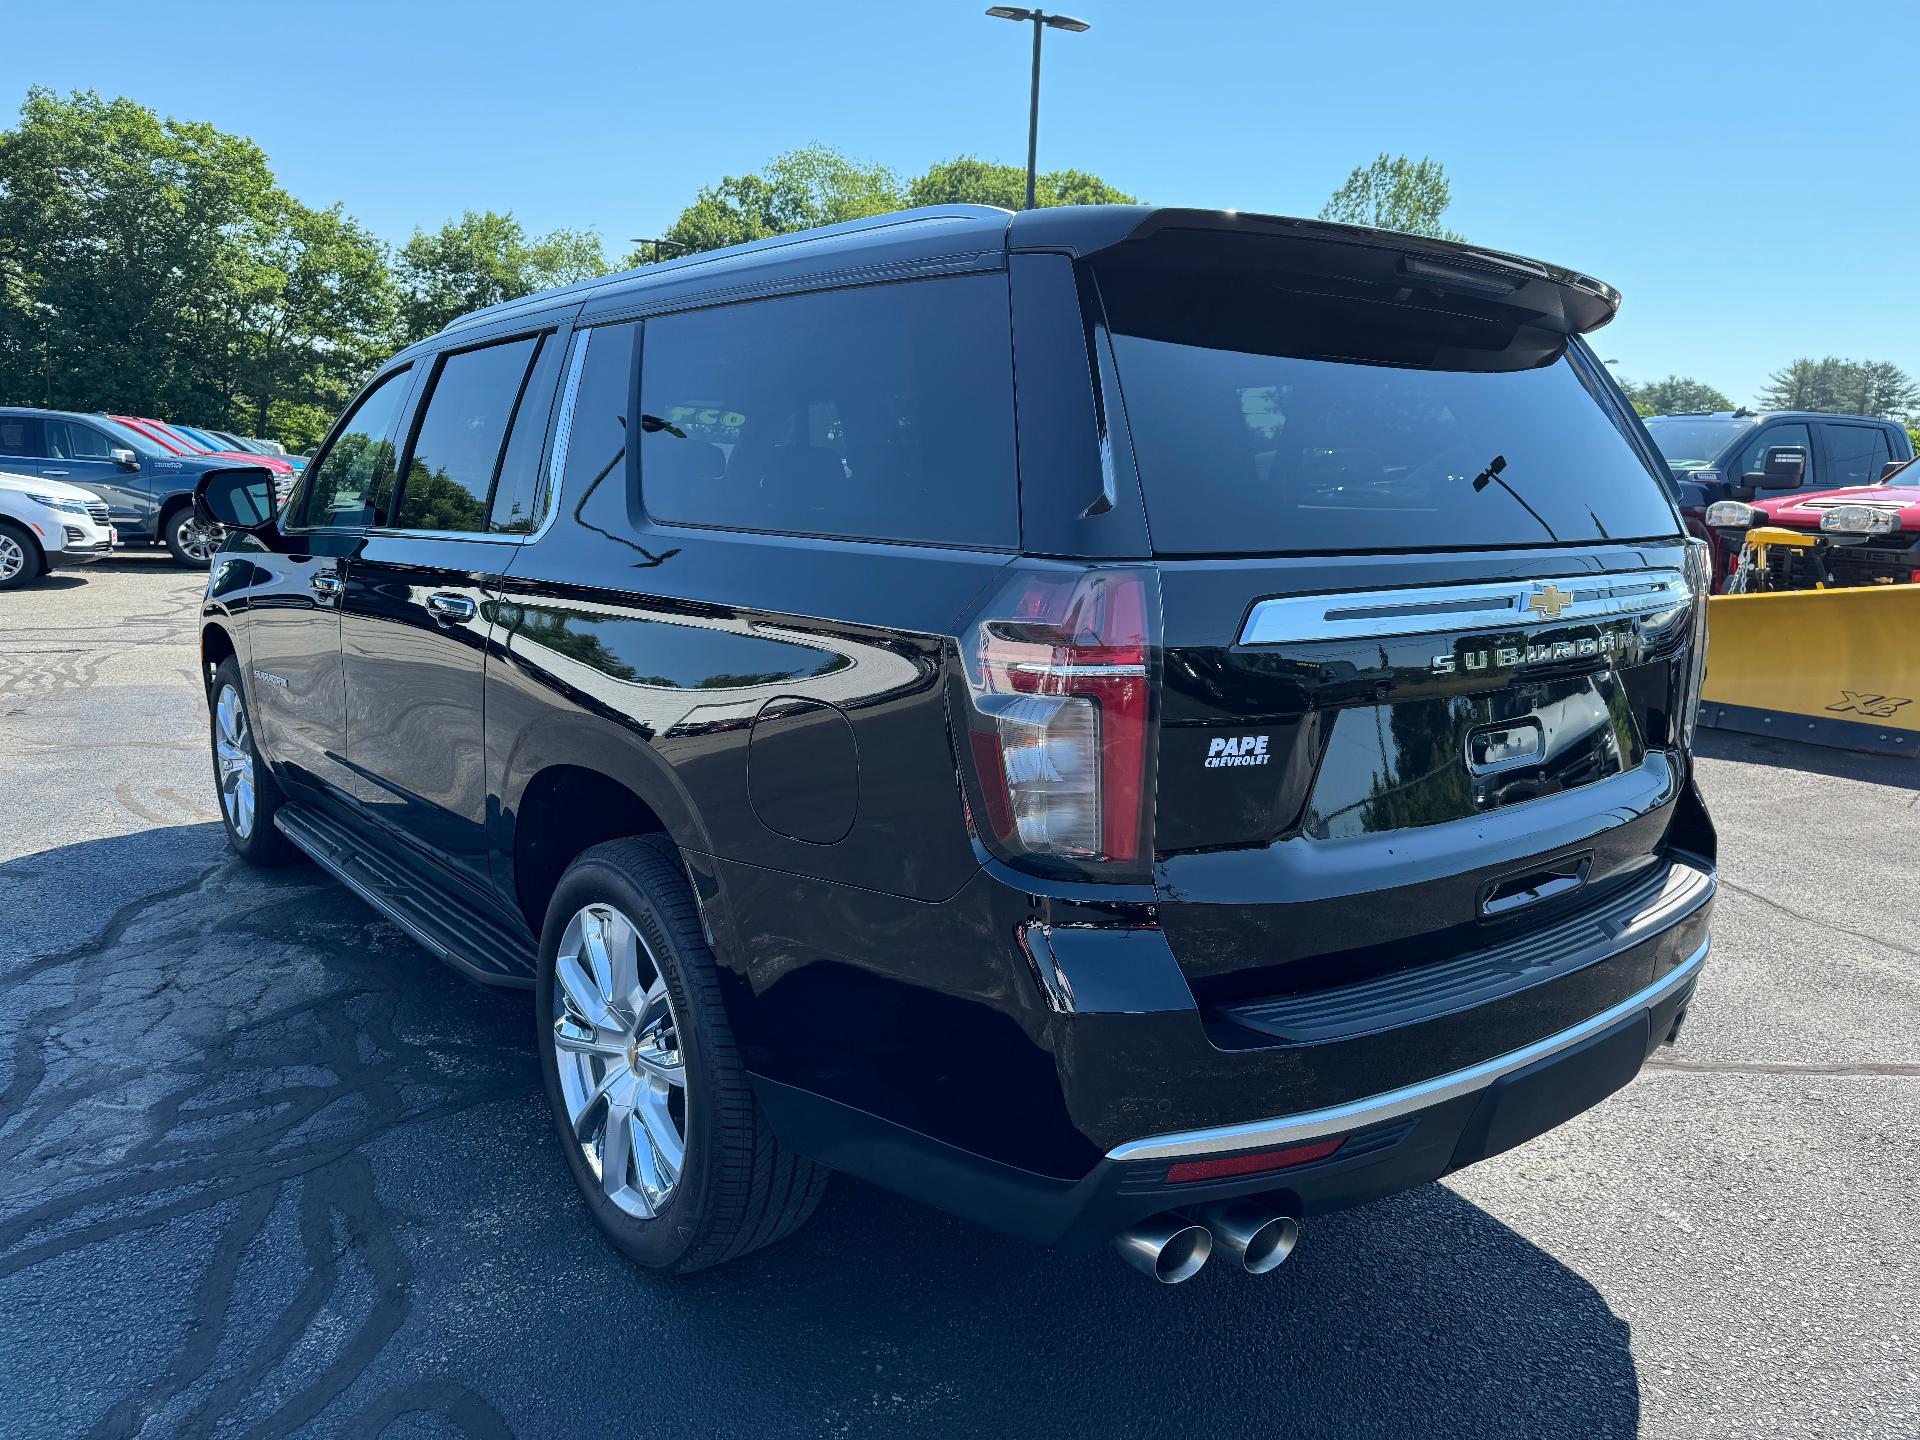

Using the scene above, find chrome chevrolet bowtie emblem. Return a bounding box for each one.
[1527,584,1573,621]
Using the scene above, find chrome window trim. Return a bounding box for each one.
[521,327,591,546]
[360,526,525,544]
[1106,935,1709,1163]
[1239,569,1692,647]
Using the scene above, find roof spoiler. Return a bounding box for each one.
[1010,206,1621,337]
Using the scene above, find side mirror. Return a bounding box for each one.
[193,466,279,534]
[110,447,139,471]
[1761,446,1806,486]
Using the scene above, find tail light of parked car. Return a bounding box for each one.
[955,563,1161,883]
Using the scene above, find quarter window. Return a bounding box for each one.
[394,336,540,533]
[297,368,412,529]
[1822,424,1891,488]
[637,275,1019,547]
[0,416,47,458]
[489,334,566,534]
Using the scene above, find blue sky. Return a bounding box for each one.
[5,0,1916,405]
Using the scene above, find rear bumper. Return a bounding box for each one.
[737,823,1710,1247]
[757,935,1704,1249]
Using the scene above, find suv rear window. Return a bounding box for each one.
[1096,241,1679,555]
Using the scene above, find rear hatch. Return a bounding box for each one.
[1086,218,1707,1006]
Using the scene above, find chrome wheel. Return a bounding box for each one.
[0,533,24,583]
[213,682,256,839]
[177,515,219,563]
[552,903,687,1219]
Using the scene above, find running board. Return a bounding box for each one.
[275,804,537,988]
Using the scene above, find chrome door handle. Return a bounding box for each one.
[42,469,69,476]
[425,592,476,623]
[309,572,343,600]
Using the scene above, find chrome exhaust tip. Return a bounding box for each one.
[1112,1214,1213,1284]
[1197,1201,1300,1275]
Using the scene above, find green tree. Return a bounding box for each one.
[1620,375,1734,416]
[0,89,397,448]
[639,145,905,262]
[398,210,608,343]
[0,88,281,417]
[220,199,395,441]
[1757,357,1920,418]
[1319,153,1464,241]
[905,155,1137,210]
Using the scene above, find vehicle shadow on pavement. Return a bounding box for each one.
[0,823,1637,1440]
[1694,726,1920,790]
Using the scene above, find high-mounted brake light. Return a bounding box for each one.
[957,564,1159,880]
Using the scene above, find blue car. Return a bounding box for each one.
[0,407,251,565]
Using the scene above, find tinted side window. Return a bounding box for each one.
[1823,424,1890,487]
[297,368,412,529]
[553,322,640,543]
[638,275,1018,547]
[489,333,566,534]
[1737,423,1815,487]
[0,416,47,458]
[394,336,539,533]
[46,420,117,459]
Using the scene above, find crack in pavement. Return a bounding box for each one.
[1,857,533,1436]
[1720,878,1920,963]
[1646,1057,1920,1077]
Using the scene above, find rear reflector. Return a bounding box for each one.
[1164,1137,1345,1185]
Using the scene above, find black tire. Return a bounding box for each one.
[162,503,217,567]
[209,656,297,866]
[536,834,828,1273]
[0,520,44,590]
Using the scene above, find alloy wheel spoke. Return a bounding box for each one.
[632,1103,679,1209]
[552,1024,627,1059]
[600,1102,641,1209]
[569,1065,626,1142]
[556,951,619,1033]
[601,910,643,1011]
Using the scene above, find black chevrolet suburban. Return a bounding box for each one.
[194,206,1717,1283]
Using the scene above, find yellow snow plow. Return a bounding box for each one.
[1700,585,1920,756]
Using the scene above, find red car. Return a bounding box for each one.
[111,415,295,478]
[1708,457,1920,589]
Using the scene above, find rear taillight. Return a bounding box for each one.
[957,564,1159,881]
[1681,538,1712,744]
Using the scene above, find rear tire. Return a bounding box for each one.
[209,657,296,866]
[536,834,828,1273]
[163,504,219,567]
[0,521,44,590]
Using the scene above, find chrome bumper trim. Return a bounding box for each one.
[1107,935,1709,1163]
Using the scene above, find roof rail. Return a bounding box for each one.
[437,204,1013,337]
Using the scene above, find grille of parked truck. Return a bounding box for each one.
[191,205,1716,1282]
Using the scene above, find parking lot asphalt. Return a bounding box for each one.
[1,558,1915,1440]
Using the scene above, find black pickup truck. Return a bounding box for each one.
[1645,410,1914,587]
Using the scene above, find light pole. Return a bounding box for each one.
[984,7,1090,210]
[628,237,688,265]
